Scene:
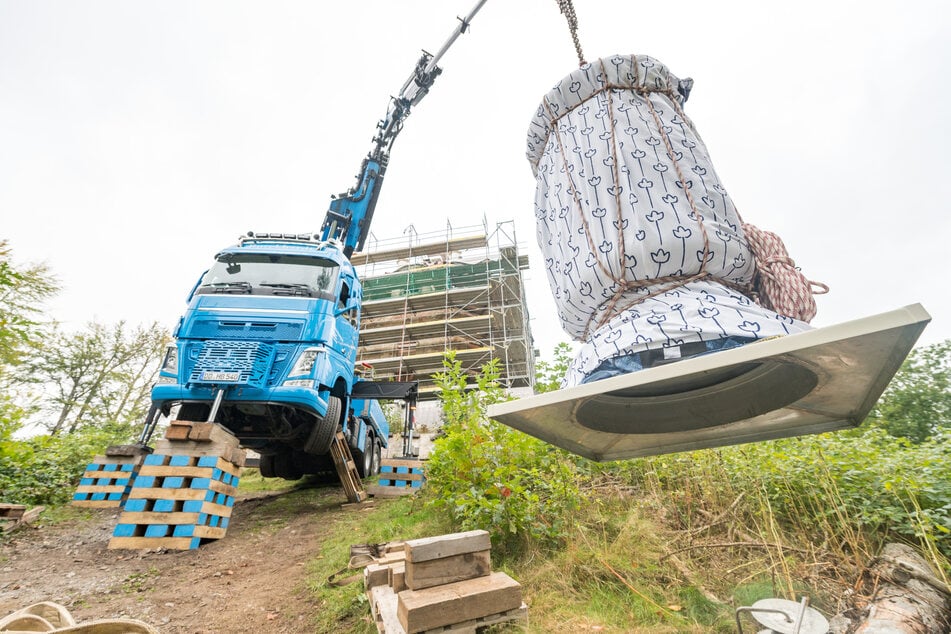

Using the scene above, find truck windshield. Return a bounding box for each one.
[196,254,339,299]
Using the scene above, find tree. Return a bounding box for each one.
[0,241,58,437]
[533,342,574,394]
[868,339,951,443]
[0,241,59,370]
[27,321,169,437]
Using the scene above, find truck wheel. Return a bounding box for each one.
[370,439,382,476]
[304,395,340,455]
[274,452,303,481]
[259,454,276,478]
[355,436,373,478]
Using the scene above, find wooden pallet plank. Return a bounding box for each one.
[0,505,26,519]
[404,530,491,563]
[419,603,527,634]
[397,572,522,634]
[405,550,490,591]
[380,459,425,469]
[108,536,198,550]
[117,511,202,525]
[330,432,367,503]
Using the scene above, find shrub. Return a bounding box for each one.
[424,352,580,555]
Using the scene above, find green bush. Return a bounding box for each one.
[0,422,137,506]
[424,353,580,555]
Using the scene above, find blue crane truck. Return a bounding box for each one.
[143,0,489,481]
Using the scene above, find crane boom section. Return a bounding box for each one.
[319,0,489,257]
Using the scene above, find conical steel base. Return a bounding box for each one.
[488,304,930,461]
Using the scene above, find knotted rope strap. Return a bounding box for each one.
[741,222,829,323]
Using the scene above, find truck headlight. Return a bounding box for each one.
[160,345,178,374]
[288,347,322,377]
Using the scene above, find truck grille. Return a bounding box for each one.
[189,341,276,388]
[190,319,303,341]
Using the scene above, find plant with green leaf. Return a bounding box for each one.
[867,339,950,442]
[425,351,580,555]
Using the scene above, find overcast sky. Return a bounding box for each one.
[2,0,949,360]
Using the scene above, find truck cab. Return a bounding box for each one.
[151,232,387,479]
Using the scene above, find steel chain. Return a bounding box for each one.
[555,0,585,66]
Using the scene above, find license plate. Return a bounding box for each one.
[200,371,240,382]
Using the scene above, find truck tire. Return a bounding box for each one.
[275,452,303,481]
[370,439,382,476]
[259,453,276,478]
[355,435,373,478]
[304,395,340,455]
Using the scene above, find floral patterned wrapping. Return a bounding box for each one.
[527,55,812,386]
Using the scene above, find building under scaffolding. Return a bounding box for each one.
[352,220,535,411]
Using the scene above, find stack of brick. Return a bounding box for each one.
[365,530,526,634]
[107,421,246,551]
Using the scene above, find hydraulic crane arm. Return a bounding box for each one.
[320,0,489,258]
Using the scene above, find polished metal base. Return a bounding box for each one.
[487,304,930,461]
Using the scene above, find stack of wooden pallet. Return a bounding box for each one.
[365,530,526,634]
[369,458,426,498]
[72,445,150,508]
[107,421,245,551]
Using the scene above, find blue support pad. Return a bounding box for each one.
[144,525,170,538]
[73,493,88,501]
[80,478,94,486]
[153,499,176,512]
[197,456,219,467]
[91,493,106,501]
[182,500,203,513]
[162,476,184,489]
[190,478,211,490]
[173,525,195,537]
[114,478,130,487]
[133,475,155,488]
[143,454,166,466]
[113,524,138,537]
[123,499,148,512]
[120,463,135,472]
[103,463,118,472]
[169,455,192,467]
[107,493,123,501]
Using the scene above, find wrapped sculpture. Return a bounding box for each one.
[527,54,816,386]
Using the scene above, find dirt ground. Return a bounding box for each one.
[0,484,357,633]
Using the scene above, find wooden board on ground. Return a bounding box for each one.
[0,504,26,520]
[397,571,522,634]
[404,530,491,563]
[405,550,490,591]
[367,484,418,498]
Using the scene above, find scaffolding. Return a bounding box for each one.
[353,218,535,401]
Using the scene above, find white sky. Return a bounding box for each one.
[2,0,949,361]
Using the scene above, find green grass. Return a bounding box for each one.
[304,495,447,633]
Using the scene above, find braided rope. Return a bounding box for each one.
[742,222,829,323]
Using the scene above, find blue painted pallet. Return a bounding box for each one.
[72,454,144,508]
[108,452,241,550]
[378,460,425,489]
